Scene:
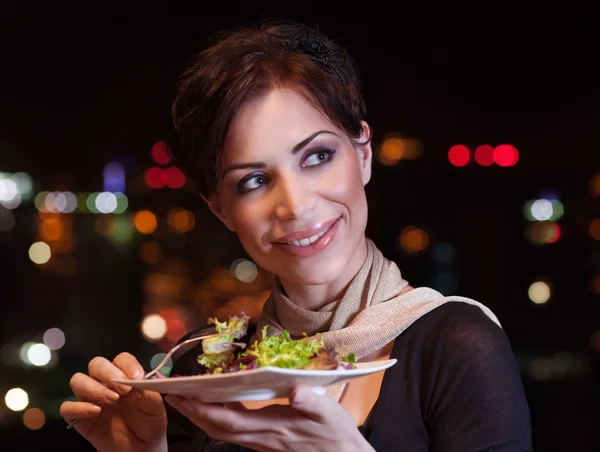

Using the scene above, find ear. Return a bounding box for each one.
[202,194,236,232]
[355,120,373,186]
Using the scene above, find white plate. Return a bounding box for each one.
[113,359,397,403]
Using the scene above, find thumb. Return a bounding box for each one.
[289,386,332,422]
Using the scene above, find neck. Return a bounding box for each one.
[278,237,369,311]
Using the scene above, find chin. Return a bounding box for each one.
[278,257,348,286]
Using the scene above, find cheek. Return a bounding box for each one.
[322,156,365,203]
[228,203,268,249]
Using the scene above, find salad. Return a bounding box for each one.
[197,313,356,374]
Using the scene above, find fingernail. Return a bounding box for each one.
[88,405,102,415]
[104,389,120,402]
[135,389,143,401]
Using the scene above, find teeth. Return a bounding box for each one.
[288,230,326,247]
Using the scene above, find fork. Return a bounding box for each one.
[66,326,218,430]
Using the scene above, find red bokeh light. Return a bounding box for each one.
[474,144,495,166]
[493,144,519,167]
[547,223,561,243]
[158,309,180,322]
[448,145,470,167]
[144,167,165,189]
[166,319,187,342]
[150,142,172,165]
[164,167,187,189]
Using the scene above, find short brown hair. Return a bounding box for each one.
[170,19,367,198]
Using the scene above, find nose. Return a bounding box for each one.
[273,174,316,221]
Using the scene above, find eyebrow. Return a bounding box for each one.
[222,130,338,178]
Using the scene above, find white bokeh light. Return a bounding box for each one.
[29,242,51,265]
[141,314,167,341]
[5,388,29,411]
[43,328,66,350]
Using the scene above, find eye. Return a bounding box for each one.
[302,148,336,168]
[236,173,269,194]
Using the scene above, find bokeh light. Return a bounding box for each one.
[43,328,65,350]
[141,314,168,342]
[474,144,495,166]
[26,343,51,367]
[23,407,46,430]
[231,259,258,283]
[29,242,51,264]
[5,388,29,411]
[493,144,519,166]
[167,208,195,233]
[134,210,158,235]
[145,167,165,189]
[448,144,470,167]
[398,226,429,253]
[103,162,126,193]
[151,141,172,165]
[150,353,173,376]
[528,281,551,304]
[164,167,186,189]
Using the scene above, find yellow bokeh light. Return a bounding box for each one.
[398,226,429,253]
[134,210,158,234]
[39,217,64,241]
[377,135,424,166]
[377,138,404,166]
[167,208,195,234]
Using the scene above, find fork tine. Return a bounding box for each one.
[144,331,218,379]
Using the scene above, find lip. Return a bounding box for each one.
[271,217,341,258]
[273,218,339,243]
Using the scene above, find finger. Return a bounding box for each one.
[165,396,245,440]
[223,402,248,411]
[123,389,167,444]
[166,397,277,450]
[166,396,272,434]
[60,400,102,422]
[70,372,121,405]
[110,353,165,417]
[88,356,132,395]
[288,386,335,422]
[112,352,145,382]
[126,388,166,417]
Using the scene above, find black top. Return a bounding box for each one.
[165,302,533,451]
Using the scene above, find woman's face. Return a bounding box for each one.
[208,87,372,286]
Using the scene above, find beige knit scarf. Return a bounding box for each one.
[256,238,501,401]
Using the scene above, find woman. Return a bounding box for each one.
[61,20,533,451]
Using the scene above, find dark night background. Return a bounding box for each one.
[0,8,598,451]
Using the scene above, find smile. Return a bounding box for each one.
[287,228,329,247]
[272,217,341,258]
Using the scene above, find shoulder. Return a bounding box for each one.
[390,300,514,397]
[399,300,504,350]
